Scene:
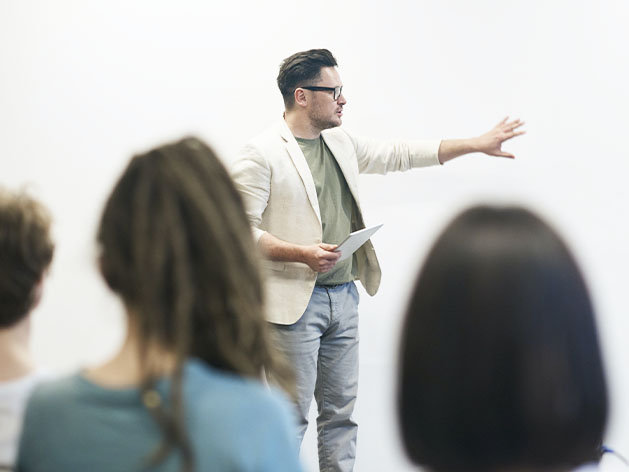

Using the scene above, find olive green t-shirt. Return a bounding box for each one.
[296,136,354,285]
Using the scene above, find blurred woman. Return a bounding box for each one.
[17,137,301,471]
[398,205,607,472]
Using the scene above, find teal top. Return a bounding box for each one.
[17,359,302,472]
[296,136,354,285]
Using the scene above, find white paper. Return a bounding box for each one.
[334,224,383,262]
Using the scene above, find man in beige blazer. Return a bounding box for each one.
[231,49,524,472]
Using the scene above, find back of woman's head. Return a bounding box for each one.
[398,205,607,472]
[98,137,270,376]
[97,137,291,470]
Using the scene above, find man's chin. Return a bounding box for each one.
[327,118,342,129]
[313,118,342,131]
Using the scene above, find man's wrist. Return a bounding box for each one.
[468,136,482,153]
[439,138,479,163]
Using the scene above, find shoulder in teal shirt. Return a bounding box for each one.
[17,359,302,472]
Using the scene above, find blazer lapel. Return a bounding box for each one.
[278,120,322,225]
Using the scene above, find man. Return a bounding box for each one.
[0,188,54,469]
[231,48,524,472]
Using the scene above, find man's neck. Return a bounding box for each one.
[0,317,35,381]
[284,111,322,139]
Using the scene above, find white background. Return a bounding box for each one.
[1,1,628,470]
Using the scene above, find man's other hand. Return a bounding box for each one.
[303,243,341,273]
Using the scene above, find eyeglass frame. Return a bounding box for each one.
[300,85,343,101]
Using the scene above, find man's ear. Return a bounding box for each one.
[294,88,308,107]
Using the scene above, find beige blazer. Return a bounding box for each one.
[231,119,441,325]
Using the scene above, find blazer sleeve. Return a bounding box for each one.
[345,130,442,174]
[230,144,271,243]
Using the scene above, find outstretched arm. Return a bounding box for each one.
[438,117,526,163]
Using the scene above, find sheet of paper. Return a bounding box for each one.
[334,224,383,262]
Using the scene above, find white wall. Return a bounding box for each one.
[1,1,628,470]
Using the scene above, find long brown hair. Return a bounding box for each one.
[97,137,293,471]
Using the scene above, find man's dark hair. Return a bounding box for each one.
[0,189,54,328]
[277,48,337,109]
[398,205,608,472]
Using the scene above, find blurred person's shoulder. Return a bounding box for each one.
[0,370,56,466]
[22,370,92,418]
[184,358,292,418]
[0,369,56,420]
[0,370,49,398]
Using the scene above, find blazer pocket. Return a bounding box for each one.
[261,260,314,276]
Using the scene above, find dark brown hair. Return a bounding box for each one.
[398,205,607,472]
[277,48,337,109]
[0,188,54,328]
[98,137,293,471]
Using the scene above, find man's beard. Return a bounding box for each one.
[309,109,340,131]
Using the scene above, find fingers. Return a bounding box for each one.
[319,244,340,263]
[321,251,341,262]
[503,129,526,141]
[316,244,340,272]
[306,243,342,272]
[509,120,525,131]
[318,244,341,272]
[504,118,524,132]
[318,244,340,259]
[497,117,523,130]
[318,257,339,272]
[319,264,334,273]
[319,243,338,251]
[485,117,524,160]
[499,119,525,146]
[494,150,515,159]
[315,259,337,272]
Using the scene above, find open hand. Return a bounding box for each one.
[475,117,526,158]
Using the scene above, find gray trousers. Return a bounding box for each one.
[271,282,360,472]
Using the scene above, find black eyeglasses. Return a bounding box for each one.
[301,85,343,101]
